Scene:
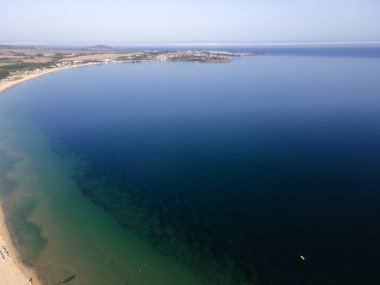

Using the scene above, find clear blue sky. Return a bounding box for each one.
[1,0,379,45]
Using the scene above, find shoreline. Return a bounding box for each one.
[0,202,42,285]
[0,54,251,284]
[0,50,254,95]
[0,63,100,95]
[0,58,183,285]
[0,63,70,284]
[0,59,185,285]
[0,61,166,95]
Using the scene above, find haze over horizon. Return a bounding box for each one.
[1,0,380,45]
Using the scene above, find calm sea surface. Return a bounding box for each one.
[0,47,380,285]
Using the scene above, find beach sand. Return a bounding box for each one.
[0,61,110,95]
[0,67,66,285]
[0,66,82,95]
[0,203,41,285]
[0,60,206,285]
[0,60,126,285]
[0,61,127,285]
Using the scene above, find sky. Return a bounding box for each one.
[1,0,380,45]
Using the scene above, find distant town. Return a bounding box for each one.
[0,45,254,87]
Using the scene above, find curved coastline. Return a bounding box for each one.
[0,64,89,284]
[0,61,206,285]
[0,65,68,285]
[0,63,101,95]
[0,50,255,95]
[0,61,89,285]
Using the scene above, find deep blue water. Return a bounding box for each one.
[17,49,380,284]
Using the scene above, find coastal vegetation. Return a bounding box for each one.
[0,45,254,89]
[0,70,9,80]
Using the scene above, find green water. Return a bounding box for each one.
[3,50,380,285]
[0,86,203,285]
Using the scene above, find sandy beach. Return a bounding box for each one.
[0,60,131,285]
[0,66,63,284]
[0,203,41,285]
[0,61,119,285]
[0,65,84,95]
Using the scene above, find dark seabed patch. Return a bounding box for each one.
[1,49,380,285]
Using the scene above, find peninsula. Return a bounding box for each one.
[0,44,254,285]
[0,45,254,93]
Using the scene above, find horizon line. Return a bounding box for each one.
[116,41,380,46]
[1,41,380,47]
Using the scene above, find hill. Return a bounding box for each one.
[84,45,114,51]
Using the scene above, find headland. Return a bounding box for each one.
[0,44,254,285]
[0,45,254,94]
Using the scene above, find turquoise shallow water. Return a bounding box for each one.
[1,49,380,285]
[0,83,204,285]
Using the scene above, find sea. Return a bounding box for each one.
[0,45,380,285]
